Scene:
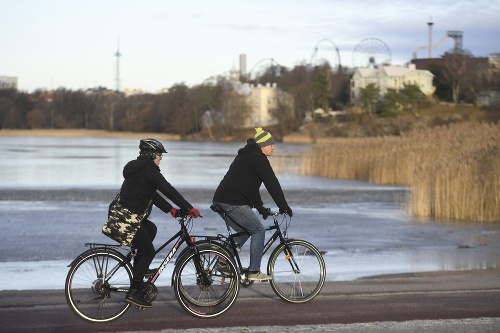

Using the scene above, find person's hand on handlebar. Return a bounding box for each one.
[256,205,271,220]
[170,208,181,218]
[279,206,293,217]
[188,207,201,218]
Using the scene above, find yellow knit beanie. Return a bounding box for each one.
[254,127,275,147]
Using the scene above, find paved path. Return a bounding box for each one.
[131,318,500,333]
[1,269,499,333]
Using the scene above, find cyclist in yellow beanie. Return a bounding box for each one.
[213,127,292,281]
[254,127,275,147]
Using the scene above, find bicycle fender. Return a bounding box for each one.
[67,247,126,267]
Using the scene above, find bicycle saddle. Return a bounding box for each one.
[210,204,223,213]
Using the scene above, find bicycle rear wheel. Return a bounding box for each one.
[268,239,326,303]
[65,250,132,323]
[173,248,239,318]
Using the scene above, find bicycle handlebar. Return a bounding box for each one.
[176,214,203,224]
[267,210,292,218]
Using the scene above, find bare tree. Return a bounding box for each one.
[26,109,46,128]
[269,91,295,140]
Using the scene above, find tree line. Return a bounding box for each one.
[1,53,498,138]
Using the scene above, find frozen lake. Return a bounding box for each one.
[0,136,307,189]
[0,136,499,290]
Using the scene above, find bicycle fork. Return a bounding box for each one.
[186,237,213,287]
[281,241,301,274]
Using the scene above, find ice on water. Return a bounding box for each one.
[1,137,498,290]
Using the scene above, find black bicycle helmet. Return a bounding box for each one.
[139,138,167,155]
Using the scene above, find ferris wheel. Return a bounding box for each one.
[352,38,392,68]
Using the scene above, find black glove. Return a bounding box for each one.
[279,206,293,217]
[256,205,270,220]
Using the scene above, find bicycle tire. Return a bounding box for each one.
[173,248,239,318]
[65,250,132,323]
[268,239,326,303]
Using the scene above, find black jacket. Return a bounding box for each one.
[119,155,192,216]
[213,139,288,210]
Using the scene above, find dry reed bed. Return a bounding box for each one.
[273,122,500,223]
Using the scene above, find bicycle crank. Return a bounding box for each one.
[142,282,158,303]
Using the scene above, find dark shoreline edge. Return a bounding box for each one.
[0,187,407,206]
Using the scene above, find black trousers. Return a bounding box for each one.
[131,219,157,288]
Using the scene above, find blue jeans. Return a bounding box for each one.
[214,202,265,272]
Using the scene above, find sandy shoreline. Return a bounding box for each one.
[0,128,182,140]
[0,128,322,144]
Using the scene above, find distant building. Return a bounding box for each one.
[228,64,292,128]
[122,87,148,96]
[489,53,500,70]
[477,90,500,106]
[411,54,490,72]
[85,86,118,95]
[412,53,500,105]
[246,82,280,127]
[0,76,18,90]
[350,64,435,106]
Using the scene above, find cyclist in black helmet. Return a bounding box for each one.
[118,138,201,308]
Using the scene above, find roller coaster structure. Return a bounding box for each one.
[412,30,463,59]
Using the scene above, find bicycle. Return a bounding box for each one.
[65,214,239,323]
[179,204,326,303]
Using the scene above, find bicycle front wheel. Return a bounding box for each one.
[173,248,239,318]
[65,250,132,323]
[268,239,326,303]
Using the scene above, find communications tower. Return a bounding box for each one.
[427,19,433,58]
[115,37,121,92]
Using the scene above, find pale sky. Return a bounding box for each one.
[2,0,499,93]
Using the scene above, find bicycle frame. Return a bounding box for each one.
[79,216,209,287]
[197,204,326,304]
[207,206,299,275]
[147,219,210,286]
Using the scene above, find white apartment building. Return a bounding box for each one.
[350,64,435,105]
[245,82,279,127]
[229,65,289,128]
[0,76,18,90]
